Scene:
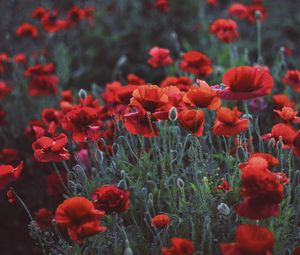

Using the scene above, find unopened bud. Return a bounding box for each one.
[78,89,87,100]
[169,107,178,121]
[255,10,262,20]
[124,247,133,255]
[140,187,148,199]
[267,138,275,149]
[277,136,283,149]
[177,178,185,189]
[217,203,230,216]
[117,179,127,190]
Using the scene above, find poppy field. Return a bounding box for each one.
[1,0,300,254]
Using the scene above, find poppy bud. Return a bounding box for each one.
[268,138,275,149]
[277,136,283,149]
[140,187,148,199]
[78,88,87,100]
[112,142,119,156]
[117,179,127,190]
[169,106,178,121]
[217,203,230,216]
[151,214,170,228]
[177,178,185,189]
[255,10,262,20]
[124,240,133,255]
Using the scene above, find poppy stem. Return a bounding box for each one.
[53,162,72,196]
[256,11,263,65]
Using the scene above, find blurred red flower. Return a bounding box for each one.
[160,76,193,92]
[41,10,68,33]
[16,23,38,38]
[274,106,300,124]
[34,208,53,229]
[0,81,11,99]
[55,197,106,243]
[162,238,194,255]
[228,3,249,20]
[152,214,170,228]
[92,185,130,214]
[272,94,295,110]
[220,224,275,255]
[31,7,48,20]
[210,19,239,43]
[147,47,173,68]
[154,0,170,12]
[179,51,213,77]
[0,148,20,165]
[282,70,300,92]
[178,109,205,137]
[127,73,145,86]
[0,161,23,191]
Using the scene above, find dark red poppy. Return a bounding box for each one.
[147,47,173,68]
[247,3,267,23]
[13,53,27,64]
[31,7,48,20]
[0,161,23,191]
[261,123,296,149]
[152,214,170,228]
[116,85,138,105]
[66,6,86,27]
[45,171,67,196]
[274,106,300,124]
[183,82,221,110]
[272,94,295,110]
[162,238,194,255]
[34,208,53,229]
[154,0,170,12]
[228,3,249,20]
[0,148,20,165]
[179,51,213,77]
[160,76,193,92]
[101,81,123,104]
[7,188,15,203]
[127,73,145,85]
[235,166,284,219]
[217,66,273,100]
[0,108,6,125]
[28,74,59,96]
[84,6,96,26]
[62,106,101,142]
[0,53,9,74]
[239,153,279,172]
[282,70,300,92]
[220,224,275,255]
[210,19,239,43]
[207,0,218,7]
[293,130,300,157]
[294,247,300,255]
[32,133,70,162]
[61,90,73,103]
[41,10,68,33]
[212,107,248,137]
[25,63,55,77]
[55,197,106,244]
[16,23,38,38]
[214,179,232,193]
[91,185,130,214]
[0,81,11,99]
[178,109,205,137]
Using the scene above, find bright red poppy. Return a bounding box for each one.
[127,73,145,86]
[179,51,213,77]
[214,179,232,193]
[152,214,170,228]
[31,7,48,20]
[0,81,11,99]
[210,19,239,43]
[55,197,106,244]
[91,185,130,214]
[220,224,275,255]
[162,238,194,255]
[183,82,221,110]
[217,66,273,100]
[228,3,249,20]
[239,153,279,172]
[178,109,205,137]
[247,3,267,23]
[160,76,193,92]
[272,94,295,110]
[0,161,23,191]
[212,107,249,137]
[41,10,68,33]
[66,6,86,27]
[147,47,173,68]
[274,106,300,123]
[154,0,170,12]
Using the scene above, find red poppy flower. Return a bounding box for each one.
[0,161,23,191]
[272,94,295,110]
[160,76,193,92]
[41,10,68,33]
[7,188,15,203]
[239,153,279,172]
[217,66,273,100]
[207,0,218,7]
[32,133,70,162]
[45,171,67,196]
[127,73,145,86]
[0,53,9,74]
[91,185,130,214]
[183,82,221,110]
[66,6,86,26]
[101,81,123,104]
[294,247,300,255]
[13,53,27,64]
[55,197,106,244]
[162,238,194,255]
[162,86,185,110]
[210,19,239,43]
[261,123,296,149]
[0,148,20,165]
[178,109,205,137]
[152,214,170,228]
[84,6,96,26]
[179,51,213,77]
[0,108,6,125]
[62,106,101,142]
[274,106,300,124]
[25,63,55,77]
[16,23,38,38]
[212,107,249,137]
[282,70,300,92]
[293,130,300,157]
[220,224,275,255]
[116,85,138,105]
[32,7,48,20]
[147,47,173,68]
[0,81,11,99]
[214,179,232,193]
[28,74,59,96]
[154,0,170,12]
[228,3,249,20]
[34,208,53,229]
[247,3,267,23]
[235,166,284,219]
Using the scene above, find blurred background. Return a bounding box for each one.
[0,0,300,254]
